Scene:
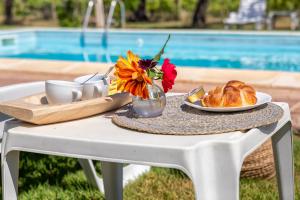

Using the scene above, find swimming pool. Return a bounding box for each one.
[0,28,300,72]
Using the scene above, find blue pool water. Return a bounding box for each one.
[0,29,300,72]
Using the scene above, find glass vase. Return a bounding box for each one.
[132,83,166,118]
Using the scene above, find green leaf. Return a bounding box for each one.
[147,69,157,79]
[156,72,164,80]
[153,34,171,62]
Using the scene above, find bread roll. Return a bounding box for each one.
[202,80,257,107]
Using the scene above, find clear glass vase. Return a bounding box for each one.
[132,83,166,118]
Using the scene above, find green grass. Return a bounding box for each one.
[0,136,299,199]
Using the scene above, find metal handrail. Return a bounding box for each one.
[106,0,126,30]
[81,0,125,63]
[104,0,125,63]
[81,0,95,48]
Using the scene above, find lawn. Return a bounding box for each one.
[0,135,298,199]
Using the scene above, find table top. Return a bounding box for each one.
[4,101,290,150]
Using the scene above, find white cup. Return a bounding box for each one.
[74,74,110,100]
[45,80,83,104]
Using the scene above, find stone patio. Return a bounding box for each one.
[0,58,299,130]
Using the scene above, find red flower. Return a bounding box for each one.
[161,59,177,93]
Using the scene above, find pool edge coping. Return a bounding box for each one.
[2,27,300,36]
[0,58,299,90]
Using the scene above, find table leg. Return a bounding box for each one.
[267,14,274,30]
[184,146,241,200]
[78,159,104,192]
[2,151,20,200]
[255,22,263,30]
[291,12,299,30]
[101,161,123,200]
[272,122,294,200]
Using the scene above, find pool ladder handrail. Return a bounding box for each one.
[81,0,125,63]
[106,0,126,30]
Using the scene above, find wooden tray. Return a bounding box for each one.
[0,93,131,125]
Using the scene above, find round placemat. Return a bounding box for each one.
[112,95,284,135]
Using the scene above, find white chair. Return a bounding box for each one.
[0,82,103,191]
[224,0,266,30]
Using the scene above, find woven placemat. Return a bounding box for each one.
[112,95,284,135]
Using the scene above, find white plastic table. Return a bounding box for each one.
[1,96,294,200]
[0,82,150,195]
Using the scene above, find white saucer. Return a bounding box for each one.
[183,92,272,112]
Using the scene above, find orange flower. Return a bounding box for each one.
[115,51,152,99]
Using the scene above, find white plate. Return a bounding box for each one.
[183,92,272,112]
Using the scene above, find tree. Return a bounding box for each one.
[192,0,209,28]
[133,0,148,21]
[4,0,14,24]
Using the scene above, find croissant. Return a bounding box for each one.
[202,80,257,107]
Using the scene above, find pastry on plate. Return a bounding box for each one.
[202,80,257,107]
